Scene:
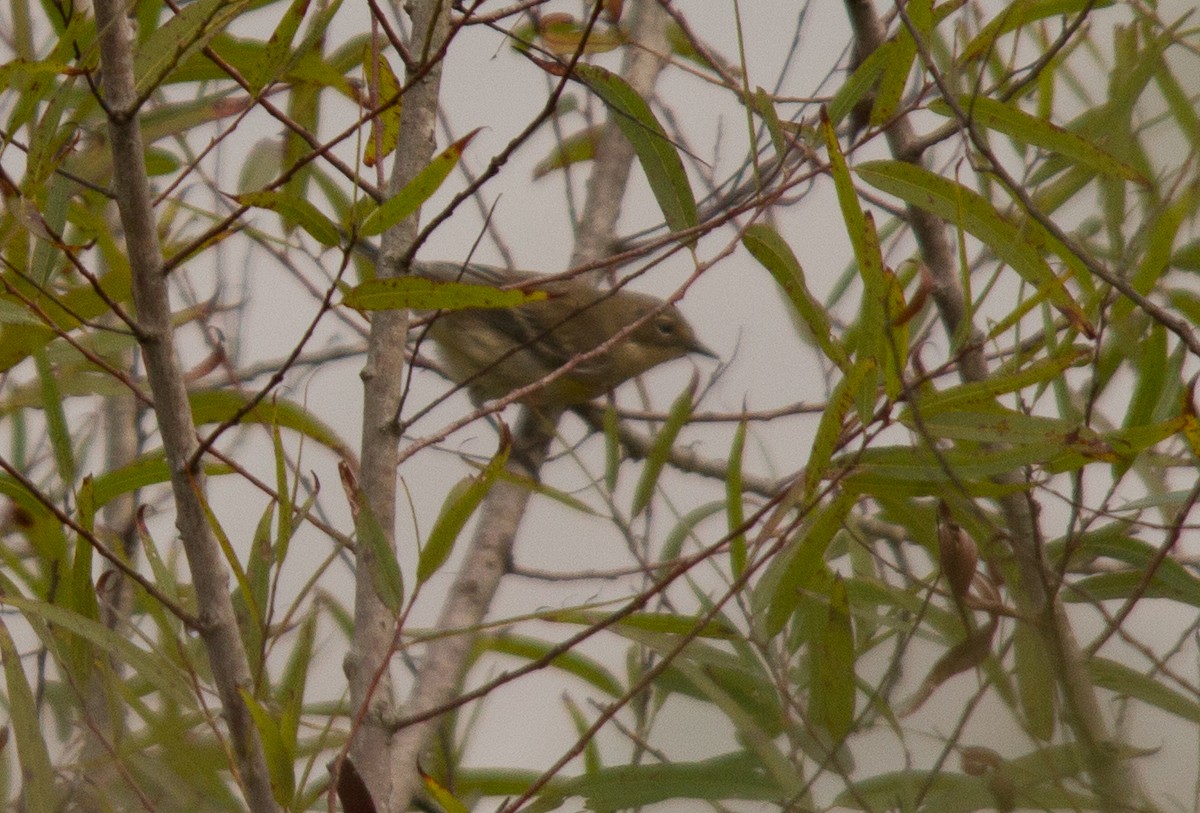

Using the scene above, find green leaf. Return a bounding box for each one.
[911,346,1089,414]
[362,45,402,167]
[827,39,892,127]
[857,159,1092,334]
[899,404,1086,444]
[237,189,341,246]
[0,620,57,813]
[480,632,622,697]
[810,575,855,740]
[421,769,472,813]
[750,87,787,166]
[760,491,856,636]
[742,223,848,370]
[631,376,696,516]
[418,433,510,584]
[189,389,352,457]
[572,63,698,236]
[355,491,403,613]
[602,402,620,492]
[659,500,727,566]
[193,479,262,642]
[807,359,871,499]
[1014,622,1055,740]
[822,113,887,381]
[342,276,547,311]
[1,595,194,702]
[962,0,1115,61]
[358,129,480,237]
[0,265,132,373]
[559,753,790,808]
[547,608,736,640]
[271,419,293,562]
[89,452,232,508]
[929,96,1141,181]
[533,126,599,178]
[34,349,75,485]
[1089,657,1200,725]
[238,688,295,807]
[726,418,747,577]
[246,0,310,93]
[869,0,924,126]
[134,0,251,95]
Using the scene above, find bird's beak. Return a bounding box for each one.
[688,338,718,359]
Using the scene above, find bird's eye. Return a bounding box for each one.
[655,317,676,336]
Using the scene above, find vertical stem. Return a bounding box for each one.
[349,0,451,808]
[91,3,278,811]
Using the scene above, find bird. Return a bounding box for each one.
[413,261,714,407]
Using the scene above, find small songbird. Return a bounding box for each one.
[414,261,715,406]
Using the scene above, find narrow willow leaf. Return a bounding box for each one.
[763,492,855,636]
[572,63,698,236]
[548,608,736,639]
[34,349,75,485]
[962,0,1115,61]
[806,359,870,499]
[870,4,920,125]
[659,500,727,566]
[1154,57,1200,154]
[192,477,262,636]
[355,491,403,613]
[898,404,1084,444]
[1116,187,1196,323]
[421,768,472,813]
[742,222,848,369]
[912,346,1089,414]
[67,477,99,681]
[362,45,402,167]
[238,688,296,807]
[533,126,599,178]
[670,659,800,796]
[359,129,480,236]
[857,159,1092,335]
[418,432,510,584]
[726,418,747,577]
[822,113,887,380]
[827,39,892,127]
[537,14,624,55]
[929,96,1141,181]
[246,501,274,638]
[237,189,341,246]
[1089,657,1200,724]
[0,620,56,813]
[342,276,547,312]
[821,110,867,272]
[750,87,786,166]
[1014,622,1056,740]
[560,753,789,808]
[189,389,351,457]
[134,0,250,95]
[90,453,232,508]
[271,420,293,559]
[631,375,696,517]
[481,632,622,697]
[603,402,620,492]
[810,575,855,740]
[246,0,310,93]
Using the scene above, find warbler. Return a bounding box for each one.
[414,261,715,406]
